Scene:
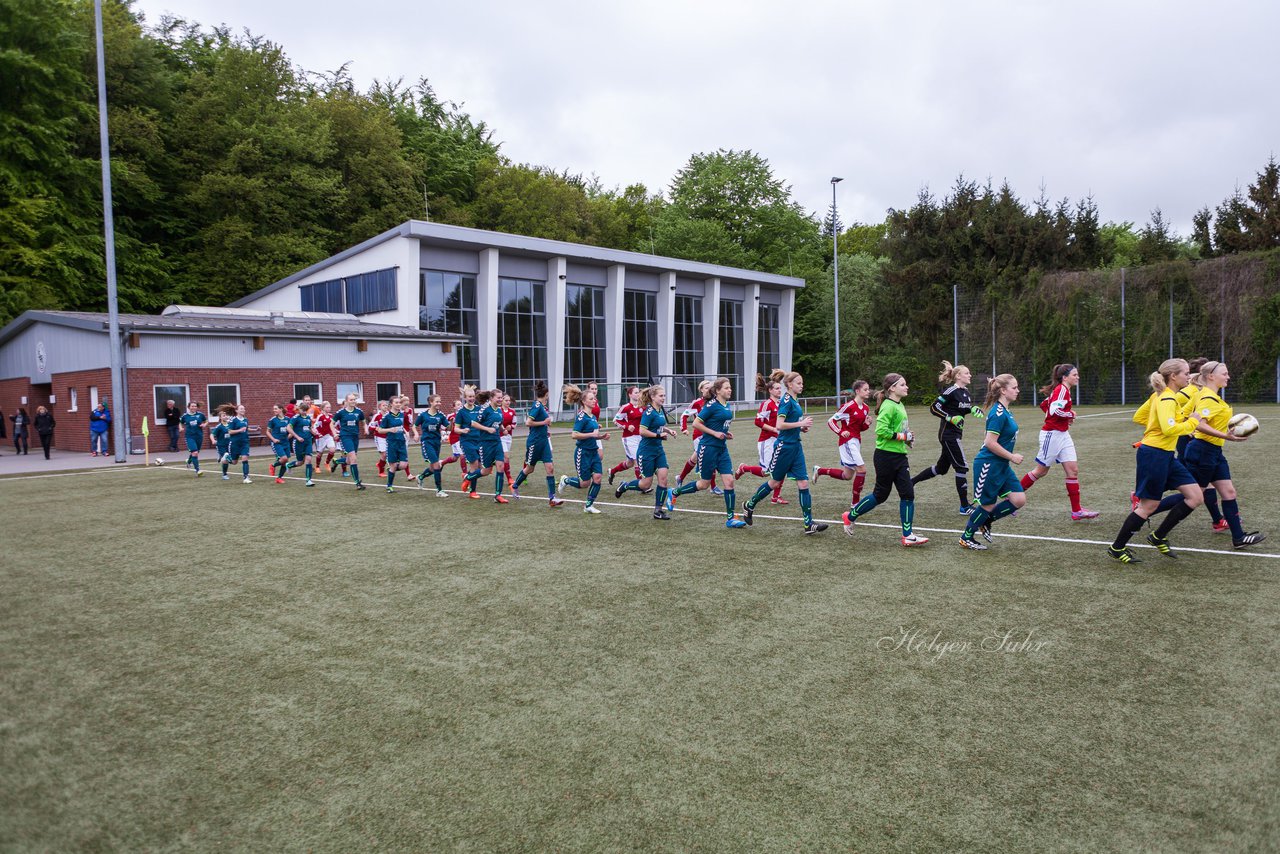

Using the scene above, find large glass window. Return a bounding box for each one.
[757,303,780,380]
[498,277,546,402]
[153,384,189,423]
[206,384,240,412]
[564,284,605,390]
[718,300,744,399]
[623,290,657,389]
[673,295,704,379]
[300,279,343,312]
[344,269,397,315]
[420,270,478,387]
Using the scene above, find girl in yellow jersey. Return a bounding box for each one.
[1182,361,1263,549]
[1108,359,1208,563]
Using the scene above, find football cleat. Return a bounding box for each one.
[614,483,627,499]
[607,470,616,486]
[355,483,366,490]
[195,470,203,478]
[1212,519,1230,533]
[743,503,754,526]
[416,472,426,487]
[1233,532,1266,549]
[1071,508,1100,520]
[494,495,509,504]
[436,490,448,498]
[1145,531,1176,558]
[583,504,601,514]
[725,517,747,529]
[558,476,569,495]
[901,533,929,547]
[275,477,284,484]
[221,474,230,481]
[665,491,676,513]
[959,536,988,551]
[803,523,828,535]
[810,465,821,482]
[978,522,994,543]
[653,510,671,521]
[958,505,973,516]
[242,477,252,484]
[770,496,790,505]
[734,464,747,479]
[710,486,724,496]
[305,480,314,487]
[468,491,482,499]
[1107,545,1139,564]
[386,486,395,493]
[548,497,564,508]
[842,511,856,536]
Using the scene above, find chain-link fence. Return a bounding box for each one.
[952,257,1280,405]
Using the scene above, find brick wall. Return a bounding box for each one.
[49,368,114,453]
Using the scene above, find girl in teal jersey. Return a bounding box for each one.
[226,403,253,484]
[614,384,676,519]
[558,384,611,513]
[959,374,1026,550]
[842,373,928,546]
[333,392,367,490]
[377,397,410,492]
[180,400,207,476]
[267,404,292,484]
[670,377,747,529]
[413,394,451,496]
[463,389,508,502]
[511,380,565,507]
[742,372,827,534]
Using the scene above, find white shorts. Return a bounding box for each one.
[1036,429,1077,466]
[315,434,335,453]
[375,435,387,453]
[839,437,865,469]
[757,438,776,469]
[501,434,513,455]
[623,435,641,460]
[691,436,701,457]
[451,441,463,458]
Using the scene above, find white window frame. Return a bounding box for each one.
[153,384,190,424]
[375,381,401,403]
[206,383,240,413]
[68,387,78,412]
[413,382,436,407]
[89,386,99,409]
[293,382,322,403]
[336,381,363,404]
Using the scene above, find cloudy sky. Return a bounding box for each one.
[131,0,1277,235]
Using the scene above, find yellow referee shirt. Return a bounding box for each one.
[1140,390,1198,451]
[1192,390,1232,447]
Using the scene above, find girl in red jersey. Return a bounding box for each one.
[608,386,644,486]
[369,400,390,478]
[441,397,463,474]
[735,370,789,505]
[1019,364,1099,521]
[676,380,714,489]
[500,392,517,482]
[313,402,338,472]
[812,379,873,507]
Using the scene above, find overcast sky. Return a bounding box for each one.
[131,0,1278,236]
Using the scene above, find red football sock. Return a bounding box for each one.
[504,461,512,479]
[1065,478,1082,512]
[772,484,783,500]
[679,460,695,481]
[852,471,866,503]
[377,459,386,475]
[742,465,765,477]
[817,467,846,479]
[1020,470,1039,490]
[441,456,456,468]
[609,461,630,476]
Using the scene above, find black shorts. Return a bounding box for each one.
[872,449,914,503]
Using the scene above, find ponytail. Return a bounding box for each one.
[1039,363,1074,398]
[937,360,966,385]
[985,373,1017,408]
[562,384,583,407]
[873,373,904,414]
[638,384,664,408]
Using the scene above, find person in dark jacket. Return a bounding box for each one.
[0,406,6,454]
[12,407,30,454]
[163,399,181,451]
[89,403,111,456]
[34,405,56,459]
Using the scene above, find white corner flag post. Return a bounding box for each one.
[142,416,149,466]
[94,0,127,464]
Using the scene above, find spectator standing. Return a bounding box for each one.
[34,406,56,459]
[89,403,111,456]
[11,407,30,454]
[163,399,181,452]
[0,406,6,454]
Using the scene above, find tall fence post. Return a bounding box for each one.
[952,283,959,366]
[1168,281,1174,359]
[990,304,996,378]
[1120,268,1126,406]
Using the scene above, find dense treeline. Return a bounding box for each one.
[2,0,1278,396]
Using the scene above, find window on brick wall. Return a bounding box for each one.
[293,383,321,402]
[414,382,436,407]
[336,381,363,403]
[153,384,189,423]
[68,388,78,412]
[207,384,239,413]
[375,382,401,403]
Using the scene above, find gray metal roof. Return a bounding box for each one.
[0,308,469,347]
[230,220,807,307]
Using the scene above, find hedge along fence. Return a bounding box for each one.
[1003,249,1280,404]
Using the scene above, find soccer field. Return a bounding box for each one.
[2,405,1278,851]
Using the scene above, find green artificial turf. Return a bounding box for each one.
[2,405,1277,852]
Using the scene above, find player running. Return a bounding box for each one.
[911,361,983,514]
[558,384,610,513]
[413,394,451,497]
[607,386,644,486]
[463,390,508,502]
[676,380,715,490]
[287,399,317,486]
[211,408,232,479]
[180,400,207,476]
[333,392,367,490]
[842,373,928,546]
[959,374,1026,550]
[614,384,676,520]
[735,370,789,505]
[813,379,873,508]
[226,403,253,484]
[1018,364,1099,520]
[511,381,565,507]
[742,372,827,534]
[266,404,292,483]
[669,377,747,529]
[376,397,410,493]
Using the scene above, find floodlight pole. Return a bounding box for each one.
[831,177,843,398]
[94,0,127,462]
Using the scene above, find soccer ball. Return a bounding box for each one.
[153,458,165,466]
[1228,413,1260,437]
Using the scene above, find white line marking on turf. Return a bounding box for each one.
[0,464,154,482]
[146,464,1280,561]
[1074,410,1136,419]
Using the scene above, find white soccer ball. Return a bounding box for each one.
[153,457,165,466]
[1229,413,1260,437]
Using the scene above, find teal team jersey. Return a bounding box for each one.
[380,411,407,442]
[456,405,480,447]
[526,401,550,442]
[976,402,1018,460]
[775,393,804,447]
[572,410,600,451]
[479,405,503,444]
[638,406,668,452]
[415,410,449,445]
[228,416,249,447]
[696,399,734,448]
[180,411,206,436]
[289,413,313,441]
[267,416,291,443]
[211,422,230,450]
[334,407,365,437]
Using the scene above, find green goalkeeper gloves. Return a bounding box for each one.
[948,414,965,429]
[970,405,985,418]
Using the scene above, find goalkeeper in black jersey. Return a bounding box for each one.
[911,361,984,513]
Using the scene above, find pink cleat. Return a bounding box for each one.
[1071,508,1100,521]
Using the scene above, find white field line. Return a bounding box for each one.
[0,464,153,482]
[141,464,1280,562]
